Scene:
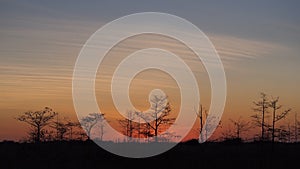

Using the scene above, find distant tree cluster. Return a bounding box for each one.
[80,113,105,141]
[251,92,295,143]
[16,107,86,143]
[221,117,251,141]
[118,94,176,142]
[197,92,298,143]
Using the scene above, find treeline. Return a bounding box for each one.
[16,107,86,142]
[219,92,298,143]
[15,94,175,143]
[14,92,299,143]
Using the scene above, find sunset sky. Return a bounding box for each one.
[0,0,300,141]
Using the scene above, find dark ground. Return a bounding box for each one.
[0,139,299,169]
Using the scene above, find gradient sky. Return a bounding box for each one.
[0,0,300,141]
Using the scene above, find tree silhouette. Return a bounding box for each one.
[278,124,292,142]
[16,107,57,143]
[80,113,105,140]
[65,120,80,140]
[50,117,72,141]
[203,113,222,141]
[229,117,251,140]
[269,97,290,143]
[53,121,68,140]
[293,112,299,142]
[136,95,175,142]
[195,104,205,141]
[140,122,153,141]
[251,92,269,141]
[118,111,137,142]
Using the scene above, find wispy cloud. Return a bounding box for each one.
[209,34,288,63]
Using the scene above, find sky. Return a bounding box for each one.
[0,0,300,141]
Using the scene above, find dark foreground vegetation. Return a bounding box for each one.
[0,140,299,169]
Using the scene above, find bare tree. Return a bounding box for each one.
[54,122,67,140]
[203,113,222,141]
[136,95,175,142]
[48,114,66,141]
[229,117,251,140]
[140,122,153,142]
[293,112,298,142]
[80,113,105,140]
[50,120,70,141]
[51,116,81,141]
[288,123,292,142]
[119,111,136,142]
[16,107,57,143]
[98,118,105,141]
[221,125,234,140]
[278,125,290,142]
[251,92,269,141]
[195,104,205,141]
[194,104,221,142]
[269,97,290,143]
[65,121,80,140]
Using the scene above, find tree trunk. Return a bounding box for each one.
[155,117,158,142]
[200,105,203,142]
[295,113,298,142]
[272,103,276,143]
[87,128,91,141]
[70,127,72,140]
[100,125,104,141]
[261,101,266,141]
[37,125,41,143]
